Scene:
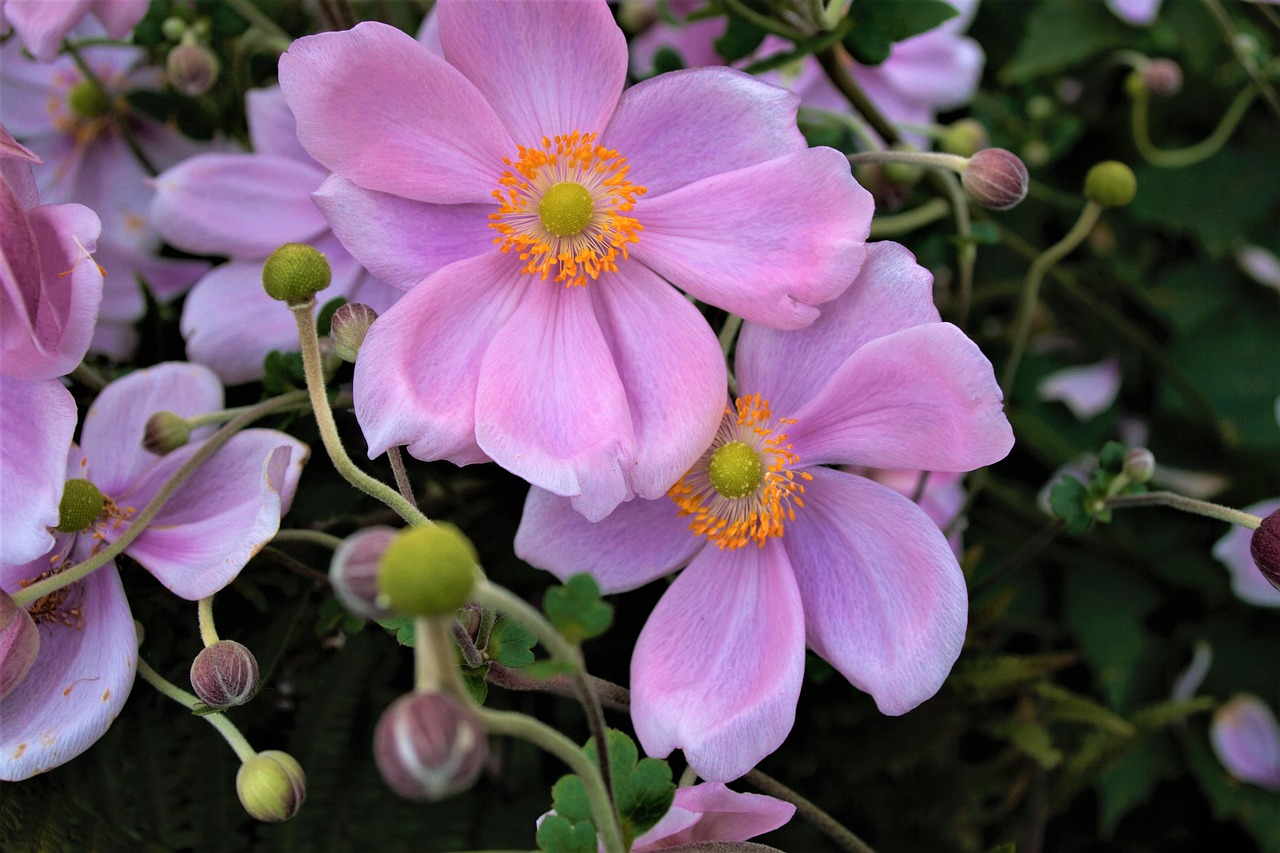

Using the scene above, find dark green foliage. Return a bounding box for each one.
[844,0,959,65]
[543,573,614,644]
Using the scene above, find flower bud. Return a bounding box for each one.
[161,16,188,41]
[56,478,105,533]
[374,691,488,800]
[1123,447,1156,484]
[190,640,260,709]
[1084,161,1137,208]
[236,750,306,822]
[262,243,331,305]
[143,410,191,455]
[330,526,398,620]
[329,302,378,363]
[941,118,989,158]
[167,42,220,97]
[1251,509,1280,594]
[962,148,1029,210]
[377,524,480,617]
[1140,59,1182,96]
[0,591,39,702]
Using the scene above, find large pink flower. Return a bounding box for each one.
[0,362,308,780]
[516,242,1014,781]
[278,0,873,521]
[631,782,794,850]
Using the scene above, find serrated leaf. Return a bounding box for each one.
[949,653,1078,699]
[1049,476,1092,534]
[988,720,1062,768]
[544,574,613,644]
[585,730,675,840]
[261,349,306,396]
[1097,441,1127,473]
[1036,683,1135,736]
[536,814,597,853]
[374,615,416,647]
[1130,696,1214,732]
[461,664,489,705]
[488,617,536,668]
[551,774,593,824]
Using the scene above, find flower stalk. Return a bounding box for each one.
[137,656,257,763]
[1104,491,1262,530]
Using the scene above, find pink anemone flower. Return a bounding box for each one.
[630,782,794,851]
[149,86,401,383]
[516,242,1014,781]
[0,362,308,780]
[278,0,873,521]
[1212,499,1280,608]
[0,0,149,62]
[1211,694,1280,791]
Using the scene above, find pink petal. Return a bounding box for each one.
[628,17,726,78]
[1107,0,1162,25]
[89,0,150,39]
[354,252,525,466]
[852,31,984,125]
[737,241,940,417]
[475,280,634,522]
[638,783,795,849]
[3,0,93,61]
[1211,694,1280,791]
[1036,357,1122,420]
[631,541,805,782]
[79,362,224,496]
[112,432,308,600]
[312,175,492,291]
[787,323,1014,472]
[0,548,135,781]
[0,378,76,565]
[632,147,871,329]
[279,22,513,205]
[859,468,967,558]
[246,86,311,163]
[785,468,967,715]
[514,487,701,594]
[1212,499,1280,608]
[437,0,626,144]
[602,67,805,198]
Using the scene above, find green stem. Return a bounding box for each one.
[62,41,157,176]
[722,0,803,38]
[846,149,969,173]
[1131,86,1259,168]
[413,615,463,694]
[744,769,878,853]
[816,46,900,146]
[289,300,429,527]
[69,362,108,391]
[938,170,976,329]
[271,529,344,550]
[1104,491,1261,529]
[470,705,625,853]
[11,391,307,608]
[223,0,294,50]
[136,657,257,763]
[869,198,950,237]
[388,446,417,506]
[198,596,220,647]
[719,313,743,358]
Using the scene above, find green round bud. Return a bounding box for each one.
[236,751,306,822]
[941,118,989,158]
[143,411,191,455]
[161,16,188,42]
[57,479,105,533]
[1084,161,1137,208]
[376,524,480,617]
[67,80,112,120]
[262,243,331,305]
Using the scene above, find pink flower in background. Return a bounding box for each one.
[1108,0,1279,25]
[1,33,209,358]
[150,86,400,383]
[0,362,308,780]
[0,0,149,62]
[1211,694,1280,791]
[1036,356,1122,420]
[858,468,967,557]
[1213,499,1280,608]
[630,782,794,851]
[279,0,873,521]
[517,242,1014,780]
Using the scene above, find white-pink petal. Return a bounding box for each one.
[0,378,76,564]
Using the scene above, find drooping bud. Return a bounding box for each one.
[56,479,105,533]
[167,41,220,97]
[961,148,1029,210]
[1140,59,1182,96]
[190,640,260,709]
[236,750,306,822]
[1122,447,1156,484]
[330,526,398,620]
[376,524,480,617]
[1251,510,1280,593]
[941,118,989,158]
[374,691,488,800]
[1084,161,1137,208]
[262,243,331,305]
[329,302,378,363]
[143,410,191,455]
[67,80,112,120]
[0,591,39,702]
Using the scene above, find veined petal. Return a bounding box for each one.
[632,148,871,329]
[246,86,311,164]
[1036,357,1122,421]
[89,0,150,39]
[514,487,700,594]
[1211,694,1280,791]
[631,540,805,782]
[0,378,76,565]
[1212,499,1280,608]
[635,783,796,850]
[3,0,94,61]
[785,468,967,715]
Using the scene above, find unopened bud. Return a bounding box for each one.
[1141,59,1182,96]
[237,750,306,822]
[1084,161,1137,208]
[329,302,378,363]
[191,640,260,709]
[161,16,188,41]
[377,524,480,617]
[330,526,398,620]
[375,691,488,800]
[962,148,1030,210]
[167,42,220,97]
[1122,448,1156,484]
[1251,510,1280,594]
[941,118,989,158]
[262,243,331,305]
[1,591,39,702]
[1027,95,1055,122]
[143,411,191,455]
[56,478,104,533]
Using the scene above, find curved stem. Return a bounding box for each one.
[388,446,417,506]
[816,46,900,146]
[137,657,257,763]
[846,149,969,173]
[722,0,804,38]
[869,198,950,237]
[1131,86,1259,168]
[11,390,307,608]
[271,529,343,550]
[719,313,743,358]
[744,769,878,853]
[223,0,294,51]
[290,301,429,527]
[938,170,976,329]
[198,596,220,647]
[1104,491,1261,529]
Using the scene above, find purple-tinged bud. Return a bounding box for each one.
[262,243,331,305]
[1084,161,1137,208]
[1123,448,1156,484]
[167,42,220,97]
[1251,510,1280,594]
[237,750,306,822]
[1210,694,1280,792]
[962,148,1029,210]
[56,478,104,533]
[143,410,191,455]
[941,118,989,158]
[375,692,488,800]
[330,526,398,620]
[1141,59,1182,96]
[1,591,39,702]
[329,302,378,363]
[191,640,260,709]
[377,524,480,617]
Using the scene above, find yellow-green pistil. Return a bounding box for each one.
[56,479,105,533]
[67,80,112,120]
[706,441,764,500]
[538,181,594,237]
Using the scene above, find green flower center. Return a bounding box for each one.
[706,441,764,500]
[67,80,112,120]
[537,181,594,237]
[57,479,105,533]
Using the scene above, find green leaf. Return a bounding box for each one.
[544,574,614,644]
[315,596,365,638]
[316,297,347,337]
[845,0,958,66]
[651,46,685,75]
[460,664,489,705]
[1036,683,1136,737]
[551,773,593,824]
[584,730,676,841]
[986,720,1062,768]
[536,814,596,853]
[1049,476,1093,534]
[1097,441,1127,474]
[1063,565,1160,710]
[374,615,417,647]
[987,844,1017,853]
[1096,737,1173,836]
[950,653,1078,699]
[261,349,306,396]
[1187,733,1280,850]
[488,617,536,668]
[1001,0,1130,83]
[714,11,767,61]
